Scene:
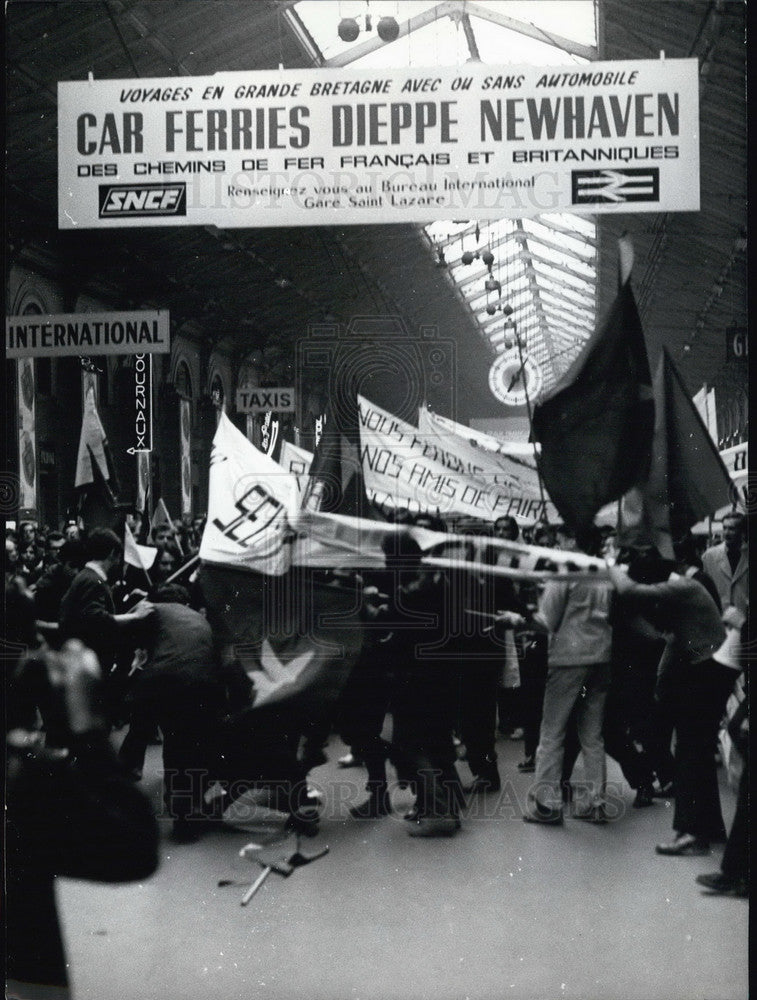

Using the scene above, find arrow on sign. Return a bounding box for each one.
[571,167,660,204]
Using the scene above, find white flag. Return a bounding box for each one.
[199,412,297,575]
[124,521,157,573]
[75,384,110,488]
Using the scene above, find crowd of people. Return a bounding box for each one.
[4,506,749,995]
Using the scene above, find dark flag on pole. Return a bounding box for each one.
[632,347,733,557]
[77,444,121,530]
[303,394,378,519]
[531,238,654,536]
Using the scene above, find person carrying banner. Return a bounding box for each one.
[455,542,529,795]
[523,525,613,826]
[337,567,397,819]
[606,556,732,855]
[379,532,466,837]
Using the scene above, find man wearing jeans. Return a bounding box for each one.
[523,526,613,825]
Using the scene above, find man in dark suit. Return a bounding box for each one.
[126,583,228,841]
[59,528,152,668]
[33,537,86,624]
[58,528,153,728]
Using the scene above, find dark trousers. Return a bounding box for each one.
[722,757,748,879]
[458,659,500,774]
[337,640,393,789]
[651,661,679,788]
[217,703,309,814]
[118,710,159,774]
[672,661,737,841]
[520,634,549,759]
[393,660,464,819]
[162,719,218,821]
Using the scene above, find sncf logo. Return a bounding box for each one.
[99,183,187,217]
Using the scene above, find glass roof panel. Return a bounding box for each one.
[293,1,599,400]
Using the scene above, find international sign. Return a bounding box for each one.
[6,310,170,358]
[58,58,700,228]
[236,387,295,413]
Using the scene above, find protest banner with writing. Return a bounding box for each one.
[359,395,548,523]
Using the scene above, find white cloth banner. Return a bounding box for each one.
[199,412,298,575]
[278,439,313,501]
[359,395,549,523]
[416,407,558,522]
[294,509,607,581]
[418,408,539,458]
[200,412,607,580]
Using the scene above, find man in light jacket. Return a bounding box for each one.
[523,526,613,826]
[701,510,748,615]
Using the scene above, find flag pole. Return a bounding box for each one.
[510,318,548,519]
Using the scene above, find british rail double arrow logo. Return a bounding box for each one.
[571,167,660,204]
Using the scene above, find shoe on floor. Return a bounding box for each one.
[633,786,655,808]
[509,727,524,740]
[517,757,536,773]
[465,773,502,795]
[408,817,460,838]
[337,752,364,768]
[523,802,563,826]
[695,872,749,897]
[655,833,710,856]
[574,806,608,825]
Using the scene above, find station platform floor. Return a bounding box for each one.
[57,733,748,1000]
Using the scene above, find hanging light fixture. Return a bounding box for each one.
[377,15,400,41]
[338,17,359,42]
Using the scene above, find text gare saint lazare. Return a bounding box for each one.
[75,68,683,210]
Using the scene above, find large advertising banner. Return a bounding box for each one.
[58,58,699,228]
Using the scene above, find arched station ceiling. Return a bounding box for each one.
[5,1,747,423]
